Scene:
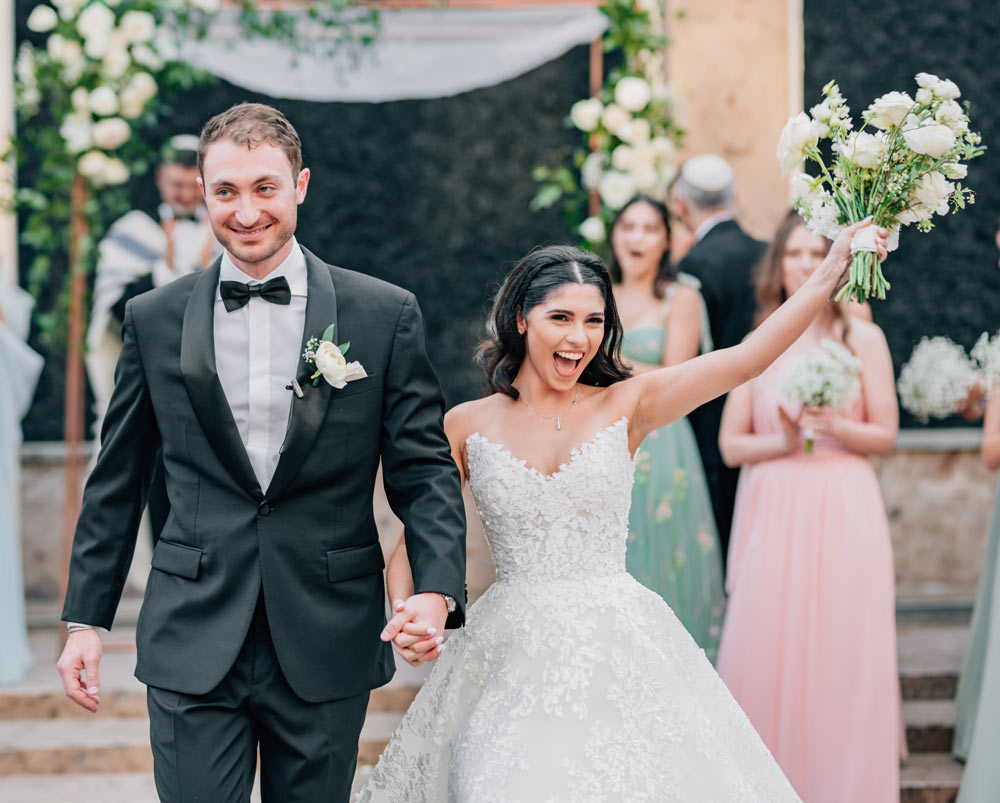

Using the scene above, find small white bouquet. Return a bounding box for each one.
[779,339,862,452]
[971,330,1000,392]
[897,336,978,422]
[778,74,985,302]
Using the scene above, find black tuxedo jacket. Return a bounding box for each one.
[62,248,467,703]
[678,219,767,468]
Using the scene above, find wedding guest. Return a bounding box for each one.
[609,195,725,661]
[669,155,766,558]
[955,390,1000,802]
[0,274,44,684]
[716,211,902,802]
[86,135,217,587]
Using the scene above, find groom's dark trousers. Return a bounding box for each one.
[147,593,370,802]
[61,248,467,802]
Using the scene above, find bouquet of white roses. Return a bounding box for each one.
[777,74,985,303]
[971,330,1000,392]
[897,336,979,422]
[778,339,862,452]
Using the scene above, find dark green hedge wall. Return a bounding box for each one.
[805,0,1000,426]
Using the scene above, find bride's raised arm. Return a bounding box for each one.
[624,219,887,443]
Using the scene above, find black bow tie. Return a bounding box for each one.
[220,276,292,312]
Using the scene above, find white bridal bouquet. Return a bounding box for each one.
[779,339,862,452]
[897,336,978,422]
[972,330,1000,391]
[778,74,985,302]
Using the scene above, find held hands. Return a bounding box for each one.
[381,593,448,667]
[56,630,103,713]
[817,219,889,291]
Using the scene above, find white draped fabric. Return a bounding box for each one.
[0,279,44,684]
[173,6,607,102]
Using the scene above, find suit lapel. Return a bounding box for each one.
[180,260,264,501]
[265,249,338,499]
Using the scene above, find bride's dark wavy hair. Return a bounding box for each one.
[475,244,632,399]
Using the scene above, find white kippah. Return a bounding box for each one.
[169,134,200,153]
[680,154,734,192]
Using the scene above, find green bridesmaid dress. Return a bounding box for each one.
[954,481,1000,802]
[622,274,726,663]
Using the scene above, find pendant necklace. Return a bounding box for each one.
[518,389,579,431]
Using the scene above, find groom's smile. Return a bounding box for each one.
[198,138,311,280]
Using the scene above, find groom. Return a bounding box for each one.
[57,102,467,802]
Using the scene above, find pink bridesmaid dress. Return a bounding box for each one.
[717,337,902,803]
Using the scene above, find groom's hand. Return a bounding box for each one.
[57,630,103,713]
[381,593,448,666]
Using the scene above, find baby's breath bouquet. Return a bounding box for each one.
[779,339,862,452]
[972,331,1000,392]
[777,74,985,303]
[897,336,978,422]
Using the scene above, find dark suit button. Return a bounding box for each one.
[258,502,271,517]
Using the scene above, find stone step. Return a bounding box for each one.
[900,752,963,803]
[0,772,162,803]
[898,621,968,700]
[0,771,373,802]
[905,699,957,754]
[0,712,403,776]
[0,684,417,722]
[0,717,153,776]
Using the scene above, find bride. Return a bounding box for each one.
[357,220,886,802]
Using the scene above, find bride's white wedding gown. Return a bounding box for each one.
[357,418,801,802]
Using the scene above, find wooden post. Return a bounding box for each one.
[588,35,603,217]
[58,173,88,647]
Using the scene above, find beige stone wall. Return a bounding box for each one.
[665,0,801,241]
[21,448,994,604]
[875,452,997,598]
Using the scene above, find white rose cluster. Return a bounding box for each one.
[77,149,130,186]
[897,336,978,422]
[566,73,678,213]
[776,112,819,175]
[863,91,913,130]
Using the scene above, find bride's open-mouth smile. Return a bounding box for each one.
[553,350,584,378]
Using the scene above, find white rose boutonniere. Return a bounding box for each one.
[303,324,367,390]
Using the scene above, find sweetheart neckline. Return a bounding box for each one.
[466,417,630,481]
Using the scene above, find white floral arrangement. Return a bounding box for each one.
[777,74,985,303]
[531,0,681,246]
[18,0,211,187]
[971,330,1000,393]
[779,339,862,452]
[570,73,678,245]
[897,336,979,422]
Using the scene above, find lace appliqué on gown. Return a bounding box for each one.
[357,418,800,803]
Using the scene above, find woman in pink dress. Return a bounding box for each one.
[716,212,902,802]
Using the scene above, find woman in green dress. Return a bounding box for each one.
[609,195,726,662]
[954,388,1000,802]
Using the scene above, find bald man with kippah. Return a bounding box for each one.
[669,154,767,562]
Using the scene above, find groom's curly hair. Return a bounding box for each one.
[476,245,632,399]
[198,102,303,178]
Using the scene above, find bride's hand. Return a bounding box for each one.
[382,594,448,666]
[814,218,889,291]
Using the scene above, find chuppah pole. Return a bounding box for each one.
[58,172,89,649]
[588,34,603,216]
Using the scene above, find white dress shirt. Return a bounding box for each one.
[214,239,309,491]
